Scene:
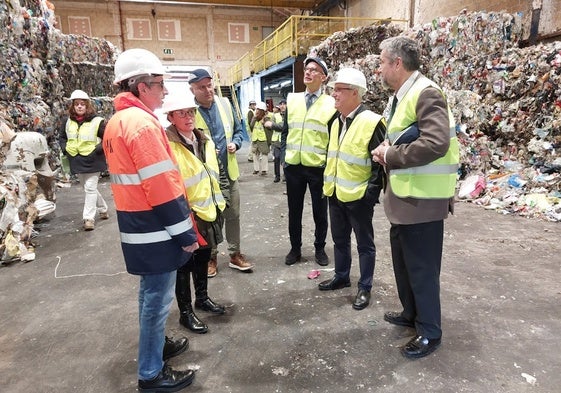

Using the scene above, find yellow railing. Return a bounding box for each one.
[228,15,408,84]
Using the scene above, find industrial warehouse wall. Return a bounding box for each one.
[53,1,561,84]
[53,1,285,84]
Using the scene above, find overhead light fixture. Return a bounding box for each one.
[280,80,292,87]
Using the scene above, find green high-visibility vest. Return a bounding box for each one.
[251,119,267,142]
[323,111,384,202]
[285,93,336,167]
[195,96,240,181]
[387,76,459,199]
[170,139,226,222]
[271,112,282,142]
[64,116,103,156]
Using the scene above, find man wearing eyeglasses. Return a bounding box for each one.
[104,48,198,392]
[319,68,386,311]
[281,57,337,267]
[189,69,254,277]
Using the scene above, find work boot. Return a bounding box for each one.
[138,364,195,392]
[229,252,253,271]
[315,248,329,266]
[207,255,217,278]
[175,270,208,332]
[163,336,189,361]
[195,297,226,315]
[285,248,301,265]
[191,255,226,314]
[179,310,208,334]
[83,219,94,231]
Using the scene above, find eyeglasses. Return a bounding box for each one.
[304,67,322,74]
[173,109,197,118]
[146,80,165,88]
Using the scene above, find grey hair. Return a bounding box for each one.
[379,36,421,72]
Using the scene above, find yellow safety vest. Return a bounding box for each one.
[285,93,336,167]
[195,96,240,181]
[387,76,459,199]
[323,111,384,202]
[65,116,103,156]
[272,112,282,142]
[251,119,267,142]
[169,139,226,222]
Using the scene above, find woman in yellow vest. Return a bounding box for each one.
[59,89,109,231]
[163,94,230,334]
[266,102,286,182]
[249,101,271,175]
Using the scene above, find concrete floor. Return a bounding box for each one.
[1,145,560,393]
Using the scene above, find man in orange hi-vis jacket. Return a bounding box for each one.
[104,48,200,393]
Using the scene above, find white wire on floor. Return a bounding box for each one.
[54,255,127,278]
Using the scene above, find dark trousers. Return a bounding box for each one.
[284,164,328,251]
[175,247,212,312]
[329,196,375,291]
[389,220,444,339]
[272,142,282,179]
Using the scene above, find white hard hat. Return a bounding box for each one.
[255,101,267,111]
[328,68,367,95]
[70,89,89,100]
[113,48,170,85]
[162,94,198,114]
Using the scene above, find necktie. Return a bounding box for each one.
[388,95,398,122]
[306,93,316,110]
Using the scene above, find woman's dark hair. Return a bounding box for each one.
[68,99,96,119]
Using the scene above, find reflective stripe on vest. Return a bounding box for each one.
[285,93,336,167]
[170,140,226,222]
[195,96,240,181]
[121,217,194,244]
[387,76,459,199]
[110,159,176,185]
[323,111,383,202]
[65,116,103,156]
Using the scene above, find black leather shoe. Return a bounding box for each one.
[195,298,225,315]
[315,248,329,266]
[318,276,351,291]
[401,335,441,359]
[273,177,280,183]
[163,336,189,361]
[383,311,415,328]
[179,311,208,334]
[138,364,195,392]
[285,249,301,265]
[352,289,371,310]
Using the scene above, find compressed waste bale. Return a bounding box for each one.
[309,9,560,221]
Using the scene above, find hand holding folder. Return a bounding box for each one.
[392,123,420,145]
